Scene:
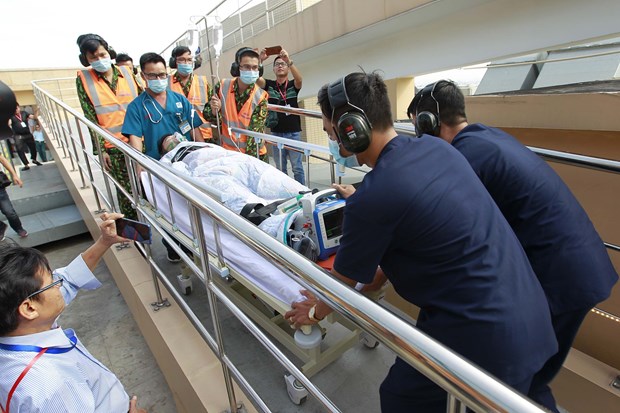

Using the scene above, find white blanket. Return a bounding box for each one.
[142,143,308,306]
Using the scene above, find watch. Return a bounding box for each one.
[308,304,323,322]
[288,60,294,67]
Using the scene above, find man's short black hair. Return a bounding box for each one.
[273,55,286,67]
[115,53,133,64]
[158,133,174,156]
[238,48,259,62]
[407,80,467,127]
[171,46,191,59]
[0,245,51,336]
[317,71,393,132]
[139,52,166,71]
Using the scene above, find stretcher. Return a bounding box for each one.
[139,143,379,404]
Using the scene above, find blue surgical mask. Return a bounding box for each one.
[239,70,259,85]
[328,139,360,168]
[177,63,193,76]
[148,78,168,94]
[91,58,112,73]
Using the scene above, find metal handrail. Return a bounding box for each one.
[32,77,547,412]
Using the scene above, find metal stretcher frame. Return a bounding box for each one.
[139,168,370,379]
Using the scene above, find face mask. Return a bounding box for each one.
[239,70,259,85]
[177,63,193,76]
[328,138,360,168]
[148,78,168,94]
[91,57,112,73]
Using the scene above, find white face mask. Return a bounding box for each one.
[91,57,112,73]
[328,139,360,167]
[239,70,259,85]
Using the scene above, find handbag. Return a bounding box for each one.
[0,171,11,188]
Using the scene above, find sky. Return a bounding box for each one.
[0,0,245,70]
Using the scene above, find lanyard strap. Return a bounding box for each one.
[1,348,48,413]
[277,79,288,104]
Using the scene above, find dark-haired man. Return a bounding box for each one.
[286,72,557,412]
[0,213,147,413]
[122,52,204,161]
[407,80,618,412]
[10,105,41,170]
[258,47,305,184]
[168,46,214,142]
[116,53,145,89]
[204,47,268,161]
[76,34,142,219]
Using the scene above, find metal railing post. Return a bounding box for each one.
[75,118,103,212]
[62,107,87,188]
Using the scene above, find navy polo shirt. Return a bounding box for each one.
[334,135,557,384]
[452,124,617,314]
[122,90,202,160]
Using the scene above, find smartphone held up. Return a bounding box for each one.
[265,45,282,56]
[115,217,152,244]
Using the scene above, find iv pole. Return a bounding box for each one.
[201,15,223,141]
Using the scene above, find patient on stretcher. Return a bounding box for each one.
[157,135,314,249]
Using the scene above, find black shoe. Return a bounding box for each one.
[33,160,42,166]
[166,248,181,263]
[21,166,30,171]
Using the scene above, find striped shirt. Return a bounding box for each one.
[0,256,130,413]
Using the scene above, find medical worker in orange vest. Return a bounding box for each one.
[204,47,268,161]
[168,46,214,142]
[76,34,142,219]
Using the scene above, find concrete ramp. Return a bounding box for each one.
[3,161,88,247]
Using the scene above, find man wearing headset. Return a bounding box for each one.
[407,80,618,412]
[122,52,204,161]
[76,34,142,220]
[168,46,214,142]
[285,72,558,412]
[204,47,268,161]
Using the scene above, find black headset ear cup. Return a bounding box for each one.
[107,46,117,60]
[336,111,372,153]
[194,56,202,70]
[259,65,263,77]
[415,111,440,136]
[133,67,138,75]
[169,56,177,69]
[79,54,89,67]
[230,62,240,77]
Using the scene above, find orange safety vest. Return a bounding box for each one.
[77,65,139,149]
[219,78,267,155]
[168,74,213,139]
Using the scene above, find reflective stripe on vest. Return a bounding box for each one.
[219,78,267,155]
[77,65,139,148]
[169,74,213,138]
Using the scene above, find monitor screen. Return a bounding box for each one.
[322,207,344,240]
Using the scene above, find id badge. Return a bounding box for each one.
[285,103,291,116]
[20,121,27,128]
[179,120,191,134]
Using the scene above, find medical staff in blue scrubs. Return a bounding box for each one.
[286,72,558,412]
[122,52,203,160]
[407,80,618,412]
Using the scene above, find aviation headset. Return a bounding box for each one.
[78,34,117,67]
[230,47,263,77]
[327,75,373,153]
[414,80,449,137]
[168,46,202,70]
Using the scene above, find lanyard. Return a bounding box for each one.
[276,79,288,104]
[14,112,22,122]
[0,335,78,413]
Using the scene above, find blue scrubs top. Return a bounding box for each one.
[122,90,202,160]
[334,135,557,384]
[452,123,617,314]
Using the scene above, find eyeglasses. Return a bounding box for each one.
[176,58,194,64]
[274,62,288,68]
[240,65,260,71]
[143,72,168,80]
[26,274,63,300]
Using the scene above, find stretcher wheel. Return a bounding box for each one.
[284,373,309,405]
[360,332,380,349]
